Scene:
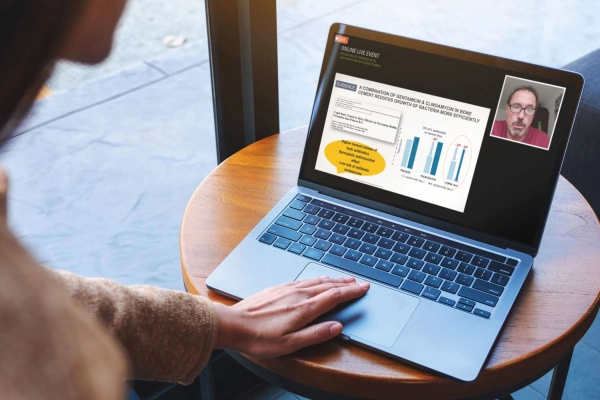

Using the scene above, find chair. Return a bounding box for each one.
[561,48,600,217]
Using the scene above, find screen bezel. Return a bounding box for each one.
[298,23,584,256]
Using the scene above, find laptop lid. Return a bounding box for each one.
[298,23,584,256]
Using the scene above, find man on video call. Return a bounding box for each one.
[491,85,550,149]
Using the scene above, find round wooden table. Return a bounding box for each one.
[180,128,600,400]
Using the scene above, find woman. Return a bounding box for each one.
[0,1,370,399]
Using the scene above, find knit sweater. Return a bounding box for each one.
[0,223,219,400]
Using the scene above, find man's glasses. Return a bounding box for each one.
[509,104,536,116]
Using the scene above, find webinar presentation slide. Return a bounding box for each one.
[315,73,491,213]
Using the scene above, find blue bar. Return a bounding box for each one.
[424,142,434,174]
[407,137,420,169]
[447,147,458,180]
[454,148,466,181]
[430,142,444,176]
[401,139,413,168]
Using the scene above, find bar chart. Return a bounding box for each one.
[423,139,444,176]
[401,136,420,169]
[444,136,472,186]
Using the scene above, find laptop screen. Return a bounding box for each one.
[300,25,583,252]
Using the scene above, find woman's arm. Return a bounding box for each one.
[53,270,218,384]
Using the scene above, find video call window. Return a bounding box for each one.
[490,76,566,150]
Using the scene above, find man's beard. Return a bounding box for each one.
[508,120,527,137]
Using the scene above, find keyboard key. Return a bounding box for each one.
[458,286,498,307]
[359,254,378,267]
[303,248,324,261]
[299,224,317,235]
[438,268,457,281]
[299,235,317,246]
[347,217,364,228]
[491,273,510,286]
[314,240,332,251]
[347,228,365,240]
[267,225,302,241]
[391,264,410,277]
[438,297,456,307]
[473,279,504,297]
[422,287,441,300]
[457,263,475,275]
[472,256,490,268]
[423,241,441,252]
[275,216,302,230]
[289,200,307,210]
[455,251,473,263]
[391,231,409,242]
[321,254,402,287]
[332,224,350,235]
[474,308,491,318]
[440,257,460,270]
[375,259,394,272]
[358,243,377,255]
[282,208,307,221]
[441,280,460,294]
[376,227,394,238]
[422,263,441,276]
[406,258,424,270]
[408,236,425,247]
[408,270,426,283]
[344,249,362,261]
[344,238,361,250]
[377,237,395,249]
[456,274,474,286]
[374,248,392,260]
[303,204,320,215]
[408,247,427,259]
[474,268,492,281]
[328,244,347,257]
[317,219,335,230]
[303,215,321,225]
[259,233,277,244]
[458,298,476,308]
[363,233,380,244]
[288,243,306,254]
[392,242,410,254]
[424,275,443,289]
[506,258,518,266]
[295,194,313,202]
[456,303,473,313]
[390,253,408,265]
[331,213,349,224]
[317,209,335,219]
[314,229,332,240]
[328,233,346,245]
[401,280,424,295]
[424,252,443,264]
[362,222,380,233]
[439,246,457,257]
[488,261,514,276]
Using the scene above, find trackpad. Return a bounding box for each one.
[296,263,420,348]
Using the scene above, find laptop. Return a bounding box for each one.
[207,23,584,381]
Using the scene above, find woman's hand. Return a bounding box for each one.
[213,276,369,358]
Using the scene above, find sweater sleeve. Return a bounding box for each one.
[53,270,220,384]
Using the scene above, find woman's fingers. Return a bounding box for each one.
[270,321,345,358]
[303,280,370,317]
[291,275,355,289]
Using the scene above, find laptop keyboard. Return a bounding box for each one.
[258,195,518,319]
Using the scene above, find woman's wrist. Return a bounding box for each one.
[213,302,244,351]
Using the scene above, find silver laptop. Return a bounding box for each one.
[207,23,584,381]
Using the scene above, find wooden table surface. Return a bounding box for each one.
[180,127,600,400]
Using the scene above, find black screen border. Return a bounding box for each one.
[298,23,584,255]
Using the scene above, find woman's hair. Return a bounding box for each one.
[0,0,87,143]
